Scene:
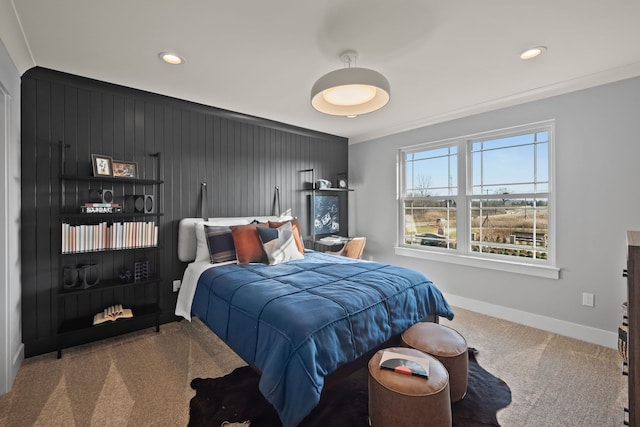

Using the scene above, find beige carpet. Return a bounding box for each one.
[441,309,627,427]
[0,307,627,426]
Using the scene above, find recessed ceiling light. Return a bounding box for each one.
[520,46,546,60]
[159,52,184,65]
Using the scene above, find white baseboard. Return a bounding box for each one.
[12,342,23,367]
[443,293,618,349]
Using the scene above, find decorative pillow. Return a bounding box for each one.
[203,225,236,264]
[268,219,305,253]
[258,222,304,265]
[194,221,218,262]
[230,223,269,264]
[256,226,278,244]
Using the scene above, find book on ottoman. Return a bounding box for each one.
[379,349,430,378]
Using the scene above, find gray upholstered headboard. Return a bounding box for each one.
[177,218,205,262]
[177,215,293,262]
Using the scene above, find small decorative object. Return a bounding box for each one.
[119,268,132,283]
[62,266,80,289]
[315,179,332,189]
[134,260,151,282]
[78,264,100,288]
[124,194,153,213]
[91,154,113,177]
[93,304,134,325]
[337,178,348,189]
[141,260,150,280]
[88,188,114,203]
[112,160,138,178]
[63,264,100,289]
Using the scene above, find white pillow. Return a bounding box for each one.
[259,222,304,265]
[206,217,255,226]
[207,215,293,225]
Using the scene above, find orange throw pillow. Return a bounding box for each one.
[230,223,269,264]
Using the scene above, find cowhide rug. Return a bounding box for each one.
[188,349,511,427]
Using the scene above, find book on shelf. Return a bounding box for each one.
[61,221,158,253]
[80,205,122,214]
[83,203,121,207]
[317,235,347,244]
[93,304,134,325]
[379,349,430,378]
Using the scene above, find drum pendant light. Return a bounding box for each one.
[311,50,390,117]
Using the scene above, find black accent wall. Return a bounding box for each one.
[21,67,348,357]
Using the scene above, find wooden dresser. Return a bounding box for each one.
[625,231,640,426]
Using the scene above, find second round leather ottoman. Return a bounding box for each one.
[402,322,469,402]
[368,347,451,427]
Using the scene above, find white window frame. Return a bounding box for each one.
[395,120,559,279]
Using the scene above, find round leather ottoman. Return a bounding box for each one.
[402,323,469,402]
[368,347,451,427]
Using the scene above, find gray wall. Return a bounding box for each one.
[350,76,640,347]
[0,37,23,395]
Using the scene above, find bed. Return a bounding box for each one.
[175,216,454,427]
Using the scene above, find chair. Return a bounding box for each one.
[326,237,366,259]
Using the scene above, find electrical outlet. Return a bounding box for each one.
[582,292,594,307]
[173,280,181,292]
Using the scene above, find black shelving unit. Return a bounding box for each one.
[300,168,354,249]
[55,144,163,357]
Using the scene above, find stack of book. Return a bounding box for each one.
[80,203,122,214]
[61,221,158,253]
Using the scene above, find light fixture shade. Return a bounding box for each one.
[311,67,390,116]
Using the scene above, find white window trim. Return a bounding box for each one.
[396,120,559,279]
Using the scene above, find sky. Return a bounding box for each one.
[406,130,549,196]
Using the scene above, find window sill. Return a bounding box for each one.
[394,246,560,279]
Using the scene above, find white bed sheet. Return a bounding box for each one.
[175,260,235,320]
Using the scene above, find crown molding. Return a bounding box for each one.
[349,61,640,145]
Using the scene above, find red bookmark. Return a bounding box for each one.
[394,366,412,375]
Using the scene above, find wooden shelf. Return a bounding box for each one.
[58,304,160,334]
[60,212,163,219]
[59,276,161,296]
[60,245,159,255]
[60,174,163,185]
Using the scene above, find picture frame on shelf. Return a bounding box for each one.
[91,154,113,177]
[112,160,138,178]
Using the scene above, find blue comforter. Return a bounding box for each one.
[191,251,453,427]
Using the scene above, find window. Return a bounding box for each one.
[397,121,557,277]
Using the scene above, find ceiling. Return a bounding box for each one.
[8,0,640,143]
